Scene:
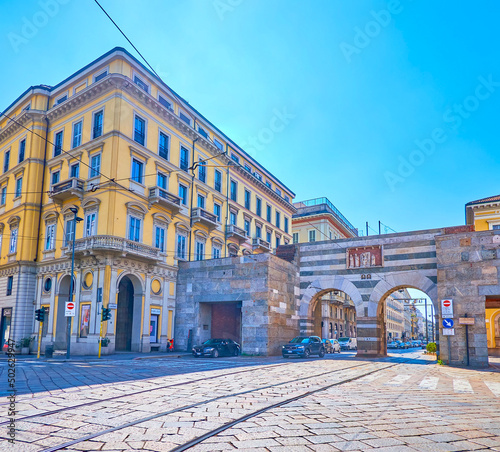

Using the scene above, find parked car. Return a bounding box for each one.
[403,341,411,349]
[337,337,357,350]
[322,338,341,353]
[421,340,428,349]
[387,341,399,349]
[192,338,240,358]
[411,340,421,347]
[282,336,325,358]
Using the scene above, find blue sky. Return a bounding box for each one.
[1,0,499,235]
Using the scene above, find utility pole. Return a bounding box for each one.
[366,222,369,236]
[378,220,381,235]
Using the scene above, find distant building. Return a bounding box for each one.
[292,197,357,244]
[313,290,356,339]
[465,194,500,231]
[385,294,405,340]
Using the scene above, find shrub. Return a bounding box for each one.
[426,342,437,353]
[16,336,34,348]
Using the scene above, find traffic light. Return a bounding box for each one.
[35,307,45,322]
[101,307,111,322]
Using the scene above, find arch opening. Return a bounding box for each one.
[115,274,144,352]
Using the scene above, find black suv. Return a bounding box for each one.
[282,336,325,358]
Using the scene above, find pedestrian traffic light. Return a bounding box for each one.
[101,307,111,322]
[35,307,45,322]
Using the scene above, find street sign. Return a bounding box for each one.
[108,303,117,309]
[442,318,454,328]
[441,299,453,318]
[442,328,454,336]
[459,317,475,325]
[65,302,76,317]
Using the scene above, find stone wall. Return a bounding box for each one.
[175,254,300,355]
[436,229,499,367]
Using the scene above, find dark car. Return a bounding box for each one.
[192,338,240,358]
[282,336,325,358]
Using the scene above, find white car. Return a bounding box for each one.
[337,337,357,350]
[322,338,341,353]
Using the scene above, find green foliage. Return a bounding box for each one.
[437,359,444,365]
[16,336,34,348]
[99,337,110,347]
[426,342,437,353]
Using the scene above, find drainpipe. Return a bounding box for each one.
[34,94,51,261]
[188,122,198,261]
[224,144,230,258]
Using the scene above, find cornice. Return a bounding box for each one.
[0,110,46,145]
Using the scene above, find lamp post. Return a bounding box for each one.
[67,207,83,359]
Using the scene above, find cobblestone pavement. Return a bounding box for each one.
[1,350,499,451]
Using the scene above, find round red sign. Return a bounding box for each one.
[67,302,75,310]
[443,300,451,307]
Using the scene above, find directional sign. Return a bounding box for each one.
[65,301,76,317]
[442,328,455,336]
[442,318,454,328]
[441,299,453,318]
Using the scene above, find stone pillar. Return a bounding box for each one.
[141,274,152,353]
[356,316,386,357]
[321,300,328,339]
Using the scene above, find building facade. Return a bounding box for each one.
[385,294,405,340]
[292,197,357,244]
[0,47,295,354]
[312,290,356,340]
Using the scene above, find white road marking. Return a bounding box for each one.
[418,376,439,390]
[485,381,500,397]
[385,374,412,386]
[453,378,474,393]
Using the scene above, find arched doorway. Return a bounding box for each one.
[54,275,74,350]
[115,275,143,352]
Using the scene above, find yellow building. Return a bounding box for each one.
[0,47,295,354]
[313,290,356,339]
[385,294,405,341]
[465,194,500,355]
[292,197,358,244]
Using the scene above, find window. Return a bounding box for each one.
[179,111,191,125]
[244,190,251,210]
[0,187,6,205]
[254,172,262,181]
[3,150,9,173]
[195,240,205,261]
[134,115,146,146]
[72,121,82,148]
[309,230,316,242]
[244,219,250,236]
[197,126,208,139]
[159,131,169,160]
[134,75,149,92]
[157,172,167,189]
[214,203,221,222]
[230,212,237,226]
[285,195,290,203]
[266,205,272,222]
[90,154,101,178]
[131,159,144,184]
[54,131,63,156]
[155,226,165,252]
[176,233,187,259]
[230,180,237,202]
[214,138,223,151]
[266,181,272,189]
[94,70,108,82]
[256,197,262,217]
[70,163,79,178]
[214,170,222,192]
[276,236,281,248]
[244,164,251,173]
[266,230,272,243]
[15,177,22,198]
[178,184,188,205]
[9,228,18,254]
[275,188,282,196]
[93,110,103,139]
[85,212,97,237]
[158,94,172,110]
[18,139,26,163]
[128,216,141,242]
[493,224,500,230]
[23,103,31,111]
[56,95,67,105]
[293,233,298,244]
[45,224,55,250]
[6,276,13,296]
[231,153,240,164]
[198,160,206,183]
[51,171,60,185]
[197,194,205,209]
[212,244,221,259]
[180,146,189,171]
[284,217,289,233]
[256,225,261,238]
[65,219,75,246]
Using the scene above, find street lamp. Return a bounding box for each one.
[67,207,83,359]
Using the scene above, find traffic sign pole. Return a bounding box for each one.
[98,317,103,359]
[37,321,43,359]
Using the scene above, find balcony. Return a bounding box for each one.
[252,237,271,252]
[191,207,218,229]
[50,178,85,202]
[148,187,181,213]
[226,224,248,244]
[67,235,161,262]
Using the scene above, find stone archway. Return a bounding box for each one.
[54,274,75,350]
[115,274,144,352]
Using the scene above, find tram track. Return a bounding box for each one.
[31,361,400,452]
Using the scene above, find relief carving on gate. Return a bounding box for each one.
[346,245,383,269]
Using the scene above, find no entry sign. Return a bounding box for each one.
[65,301,76,317]
[441,299,453,318]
